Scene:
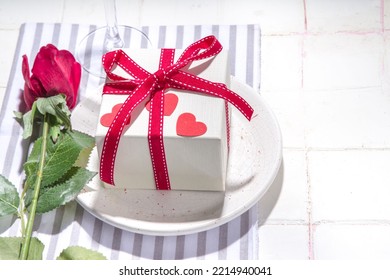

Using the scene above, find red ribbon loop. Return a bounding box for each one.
[100,35,254,189]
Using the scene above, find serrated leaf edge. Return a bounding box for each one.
[25,130,95,189]
[43,130,95,187]
[56,246,107,260]
[0,174,19,216]
[0,237,44,260]
[36,168,97,214]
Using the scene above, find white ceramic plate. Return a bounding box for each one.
[73,76,282,236]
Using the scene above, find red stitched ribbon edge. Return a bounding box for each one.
[99,35,254,189]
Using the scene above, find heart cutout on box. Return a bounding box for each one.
[100,103,131,127]
[176,112,207,137]
[145,92,178,116]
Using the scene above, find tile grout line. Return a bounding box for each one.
[381,0,385,33]
[306,147,390,151]
[261,220,390,226]
[312,220,390,226]
[304,149,314,260]
[300,35,306,89]
[381,0,386,87]
[264,29,386,37]
[302,0,308,33]
[301,0,307,89]
[301,0,314,261]
[379,0,386,98]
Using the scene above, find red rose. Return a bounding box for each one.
[22,44,81,110]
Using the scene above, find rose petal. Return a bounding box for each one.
[21,44,81,110]
[61,53,81,109]
[32,46,73,94]
[23,84,34,109]
[31,44,79,108]
[69,61,81,109]
[22,55,46,109]
[22,55,32,89]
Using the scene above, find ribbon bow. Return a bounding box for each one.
[100,35,254,190]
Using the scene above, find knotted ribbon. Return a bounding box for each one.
[100,35,254,190]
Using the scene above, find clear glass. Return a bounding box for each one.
[76,0,152,78]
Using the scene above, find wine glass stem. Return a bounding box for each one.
[104,0,124,52]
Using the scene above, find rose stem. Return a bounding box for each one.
[20,114,49,260]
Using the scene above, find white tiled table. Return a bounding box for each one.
[1,0,390,260]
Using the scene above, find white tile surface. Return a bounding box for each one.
[304,88,390,148]
[62,0,105,25]
[140,0,305,35]
[0,87,5,110]
[259,150,308,224]
[381,0,390,30]
[383,0,390,30]
[382,31,390,89]
[262,90,305,148]
[62,0,142,26]
[305,0,381,33]
[309,150,390,222]
[141,0,221,26]
[303,34,383,90]
[261,35,303,91]
[0,0,64,29]
[218,0,305,35]
[313,224,390,259]
[258,225,309,259]
[0,30,19,87]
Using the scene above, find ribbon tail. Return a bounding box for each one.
[147,48,175,190]
[148,89,171,190]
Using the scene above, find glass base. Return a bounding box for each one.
[76,25,152,78]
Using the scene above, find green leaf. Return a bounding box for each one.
[0,237,44,260]
[21,102,38,139]
[35,167,96,213]
[23,136,43,188]
[56,246,106,260]
[13,111,23,119]
[36,95,71,129]
[0,175,19,217]
[36,95,66,116]
[68,130,96,154]
[49,123,61,143]
[69,130,96,168]
[24,130,95,189]
[54,99,72,129]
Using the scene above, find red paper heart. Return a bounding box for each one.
[100,103,131,127]
[145,92,178,116]
[176,112,207,137]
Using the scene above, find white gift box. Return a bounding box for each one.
[95,48,231,191]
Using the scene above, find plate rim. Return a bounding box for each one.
[74,76,282,236]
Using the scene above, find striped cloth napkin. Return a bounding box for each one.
[0,23,261,260]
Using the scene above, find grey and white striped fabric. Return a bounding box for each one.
[0,23,261,260]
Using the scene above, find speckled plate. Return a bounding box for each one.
[72,76,282,236]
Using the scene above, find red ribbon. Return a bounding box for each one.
[100,35,254,189]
